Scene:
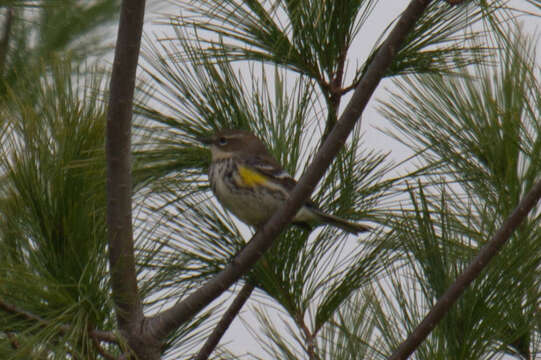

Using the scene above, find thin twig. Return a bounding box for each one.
[388,178,541,360]
[194,282,255,360]
[338,80,359,96]
[146,0,433,342]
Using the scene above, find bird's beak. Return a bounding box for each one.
[197,135,214,145]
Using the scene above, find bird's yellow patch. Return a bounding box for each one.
[238,165,267,187]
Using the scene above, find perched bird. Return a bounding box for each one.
[199,129,369,234]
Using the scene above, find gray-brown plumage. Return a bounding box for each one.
[199,129,369,234]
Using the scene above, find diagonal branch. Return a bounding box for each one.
[146,0,433,341]
[388,178,541,360]
[105,0,146,335]
[194,282,255,360]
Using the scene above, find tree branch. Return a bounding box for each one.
[388,178,541,360]
[106,0,145,334]
[194,282,255,360]
[297,314,320,360]
[322,45,349,143]
[106,1,157,358]
[146,0,432,341]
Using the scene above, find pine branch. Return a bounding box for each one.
[388,178,541,360]
[145,0,432,342]
[0,298,119,345]
[106,0,145,337]
[194,282,255,360]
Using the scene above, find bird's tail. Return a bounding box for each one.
[313,210,370,234]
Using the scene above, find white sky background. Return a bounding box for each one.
[135,0,541,358]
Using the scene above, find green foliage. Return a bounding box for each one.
[379,28,541,359]
[381,29,541,216]
[38,0,120,54]
[0,59,115,359]
[317,293,384,360]
[383,0,493,77]
[368,183,540,359]
[165,0,373,81]
[0,1,119,96]
[0,2,120,357]
[0,0,539,359]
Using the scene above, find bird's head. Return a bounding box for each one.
[198,129,268,160]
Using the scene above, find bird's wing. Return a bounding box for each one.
[241,154,297,191]
[239,154,319,209]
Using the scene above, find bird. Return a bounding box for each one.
[198,129,369,234]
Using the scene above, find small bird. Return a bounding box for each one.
[199,129,369,234]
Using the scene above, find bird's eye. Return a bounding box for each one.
[218,137,228,146]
